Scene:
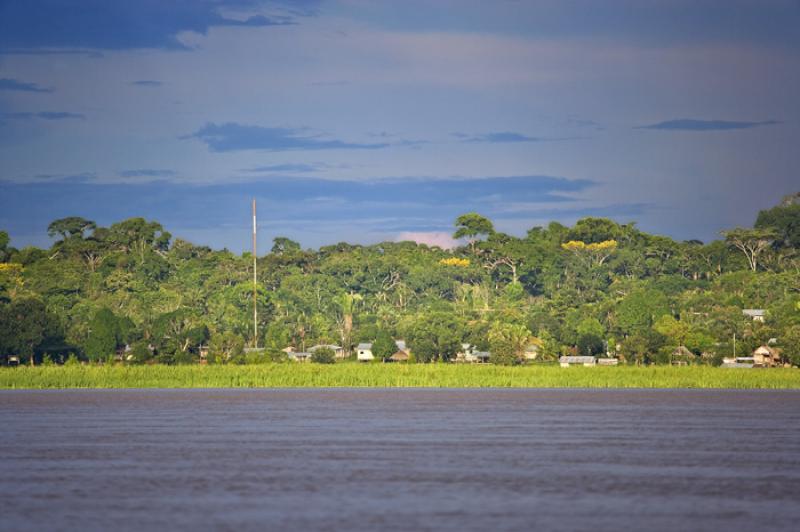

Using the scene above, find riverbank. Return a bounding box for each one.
[1,364,799,389]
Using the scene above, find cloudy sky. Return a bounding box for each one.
[1,0,798,251]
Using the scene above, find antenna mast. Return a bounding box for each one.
[252,198,258,348]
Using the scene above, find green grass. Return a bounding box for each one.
[1,364,799,389]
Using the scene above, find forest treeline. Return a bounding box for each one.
[1,193,799,366]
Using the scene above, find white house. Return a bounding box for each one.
[559,356,596,367]
[357,343,374,362]
[742,309,766,322]
[455,344,490,363]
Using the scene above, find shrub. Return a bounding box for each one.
[311,347,336,364]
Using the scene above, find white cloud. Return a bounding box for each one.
[396,231,457,249]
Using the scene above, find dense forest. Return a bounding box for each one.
[1,193,799,367]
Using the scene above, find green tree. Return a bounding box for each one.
[208,331,245,364]
[453,213,494,253]
[311,346,336,364]
[85,308,121,362]
[47,217,96,242]
[722,228,777,272]
[754,192,800,248]
[781,325,800,366]
[0,298,56,365]
[406,313,463,362]
[488,322,531,365]
[616,288,670,335]
[271,237,301,255]
[372,330,396,361]
[577,333,604,357]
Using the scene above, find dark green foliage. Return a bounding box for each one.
[271,237,301,255]
[0,298,61,364]
[85,308,121,362]
[372,330,396,360]
[311,347,336,364]
[616,289,671,336]
[755,194,800,248]
[577,333,604,357]
[47,217,96,241]
[405,313,463,362]
[208,331,244,364]
[129,341,153,364]
[566,217,624,244]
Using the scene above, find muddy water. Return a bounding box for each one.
[1,389,799,531]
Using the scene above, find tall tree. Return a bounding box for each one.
[722,228,776,272]
[453,213,494,254]
[85,308,121,362]
[47,217,96,242]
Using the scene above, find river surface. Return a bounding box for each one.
[1,389,799,531]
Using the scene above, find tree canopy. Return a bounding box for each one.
[0,193,798,366]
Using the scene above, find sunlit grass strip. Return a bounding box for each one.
[1,365,799,389]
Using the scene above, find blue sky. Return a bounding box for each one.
[1,0,798,251]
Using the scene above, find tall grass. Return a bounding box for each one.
[1,364,799,389]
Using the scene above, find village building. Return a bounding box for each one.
[358,340,410,362]
[722,356,755,368]
[455,344,490,363]
[752,345,782,367]
[742,309,766,322]
[288,351,312,363]
[523,343,540,361]
[388,350,410,363]
[357,343,374,362]
[596,358,619,366]
[198,344,209,364]
[559,355,596,367]
[670,346,695,366]
[308,344,345,359]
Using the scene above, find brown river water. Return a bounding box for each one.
[1,389,799,531]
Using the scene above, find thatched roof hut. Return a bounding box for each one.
[388,350,410,363]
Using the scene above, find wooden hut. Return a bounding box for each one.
[388,350,410,363]
[670,346,695,366]
[753,345,782,367]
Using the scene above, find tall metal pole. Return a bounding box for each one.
[252,198,258,348]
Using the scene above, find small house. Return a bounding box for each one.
[597,358,618,366]
[742,309,766,322]
[722,356,755,368]
[288,351,312,363]
[753,345,781,367]
[455,344,490,363]
[559,356,596,367]
[309,344,345,359]
[357,343,374,362]
[670,346,695,366]
[470,350,490,363]
[454,343,473,363]
[388,350,410,363]
[523,343,541,361]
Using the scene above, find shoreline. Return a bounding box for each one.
[2,365,799,390]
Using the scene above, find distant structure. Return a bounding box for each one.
[742,309,766,322]
[252,198,258,348]
[559,356,596,367]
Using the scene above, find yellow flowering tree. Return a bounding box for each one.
[561,239,618,267]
